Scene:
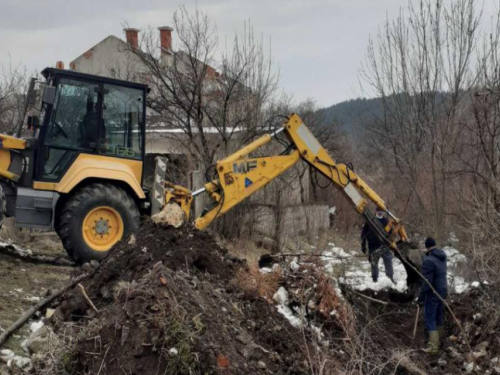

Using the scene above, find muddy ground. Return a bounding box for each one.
[0,219,72,356]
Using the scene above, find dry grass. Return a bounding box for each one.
[233,265,282,302]
[217,237,269,268]
[316,273,356,335]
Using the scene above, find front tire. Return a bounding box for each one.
[58,183,140,264]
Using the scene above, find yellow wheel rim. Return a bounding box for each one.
[82,206,124,252]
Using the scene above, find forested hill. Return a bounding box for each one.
[318,97,383,136]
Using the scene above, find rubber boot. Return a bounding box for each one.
[422,330,439,354]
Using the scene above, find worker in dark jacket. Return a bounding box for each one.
[361,207,395,284]
[418,237,448,354]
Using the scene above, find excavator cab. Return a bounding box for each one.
[0,68,148,263]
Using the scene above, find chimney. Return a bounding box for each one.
[55,61,65,69]
[158,26,173,53]
[124,28,139,49]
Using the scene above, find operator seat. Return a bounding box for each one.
[79,100,105,149]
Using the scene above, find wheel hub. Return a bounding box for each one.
[95,219,109,235]
[82,206,124,251]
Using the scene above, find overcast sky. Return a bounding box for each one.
[0,0,498,107]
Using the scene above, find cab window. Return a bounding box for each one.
[42,78,101,180]
[100,84,143,160]
[45,78,101,150]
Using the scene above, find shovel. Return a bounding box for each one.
[412,305,420,339]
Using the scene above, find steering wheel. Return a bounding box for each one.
[52,122,69,139]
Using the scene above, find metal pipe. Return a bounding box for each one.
[192,187,206,197]
[270,126,285,138]
[223,134,272,163]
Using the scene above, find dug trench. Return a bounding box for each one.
[25,221,500,375]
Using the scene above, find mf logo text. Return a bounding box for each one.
[233,161,257,174]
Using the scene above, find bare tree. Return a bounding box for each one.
[127,6,279,173]
[0,61,28,135]
[361,0,481,241]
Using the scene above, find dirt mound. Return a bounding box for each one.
[45,221,312,375]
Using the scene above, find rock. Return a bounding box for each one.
[438,358,448,367]
[26,325,60,355]
[90,260,100,268]
[121,326,130,346]
[151,203,185,228]
[472,341,489,359]
[235,332,252,345]
[257,360,267,369]
[464,362,477,373]
[128,235,136,246]
[82,262,92,272]
[473,313,483,325]
[100,285,111,299]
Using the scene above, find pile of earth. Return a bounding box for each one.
[36,221,316,375]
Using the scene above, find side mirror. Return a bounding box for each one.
[42,86,56,106]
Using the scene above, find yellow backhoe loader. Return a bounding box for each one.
[0,68,419,285]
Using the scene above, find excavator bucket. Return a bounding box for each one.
[394,240,423,293]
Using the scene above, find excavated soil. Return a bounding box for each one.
[19,221,499,375]
[47,221,314,375]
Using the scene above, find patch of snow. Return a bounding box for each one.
[276,305,302,327]
[0,349,31,369]
[273,287,303,328]
[260,263,280,274]
[290,258,300,271]
[25,296,41,302]
[273,287,289,305]
[329,206,336,215]
[449,275,469,294]
[342,268,407,293]
[444,247,467,264]
[168,348,178,356]
[0,240,33,256]
[448,232,459,244]
[323,244,407,292]
[29,320,44,333]
[471,281,480,288]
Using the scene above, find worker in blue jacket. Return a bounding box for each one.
[418,237,448,354]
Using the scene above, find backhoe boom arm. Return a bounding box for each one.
[164,114,418,284]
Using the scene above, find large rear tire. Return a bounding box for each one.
[58,183,140,264]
